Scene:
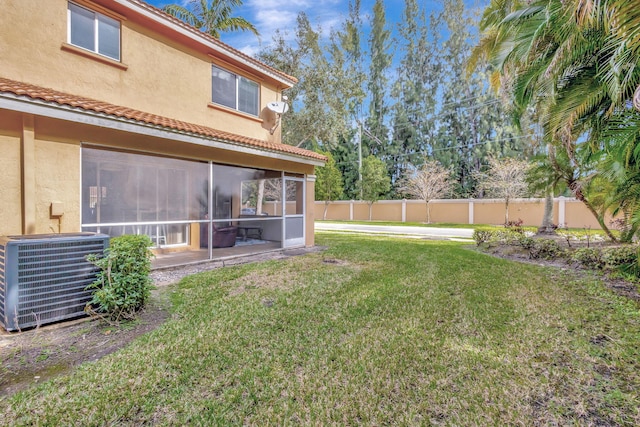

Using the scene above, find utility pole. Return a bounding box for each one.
[358,121,363,200]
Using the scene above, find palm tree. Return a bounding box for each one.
[163,0,259,39]
[474,0,640,240]
[526,145,566,231]
[590,111,640,242]
[605,0,640,111]
[467,0,524,90]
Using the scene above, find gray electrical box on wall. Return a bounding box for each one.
[0,233,109,332]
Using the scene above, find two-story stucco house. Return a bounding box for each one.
[0,0,325,267]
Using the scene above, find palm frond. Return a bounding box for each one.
[162,5,199,28]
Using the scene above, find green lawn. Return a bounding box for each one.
[2,234,639,425]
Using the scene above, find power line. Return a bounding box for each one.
[356,129,531,148]
[332,134,534,167]
[381,100,503,130]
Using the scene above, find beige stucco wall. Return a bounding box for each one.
[504,200,546,225]
[0,0,283,142]
[563,200,612,229]
[305,178,316,247]
[427,201,469,224]
[474,200,508,225]
[318,202,351,221]
[34,138,81,234]
[405,202,427,222]
[0,114,82,236]
[315,198,616,231]
[372,202,403,222]
[0,116,23,235]
[354,203,371,220]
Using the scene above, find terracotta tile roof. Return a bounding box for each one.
[129,0,298,85]
[0,77,326,162]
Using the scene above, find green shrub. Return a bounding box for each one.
[86,234,154,322]
[474,227,536,249]
[572,248,604,269]
[517,235,535,249]
[601,246,638,268]
[473,229,494,246]
[601,246,640,277]
[501,229,533,246]
[528,239,564,260]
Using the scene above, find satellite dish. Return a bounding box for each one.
[266,101,289,115]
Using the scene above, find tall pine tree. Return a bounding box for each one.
[432,0,521,197]
[327,0,366,199]
[364,0,393,159]
[389,0,442,190]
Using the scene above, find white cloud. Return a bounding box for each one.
[237,44,260,57]
[254,9,299,36]
[199,0,353,58]
[245,0,345,41]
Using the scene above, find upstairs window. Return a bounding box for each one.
[212,65,259,116]
[68,2,121,61]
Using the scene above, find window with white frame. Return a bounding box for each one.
[212,65,259,116]
[68,2,121,61]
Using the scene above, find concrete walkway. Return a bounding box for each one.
[314,222,474,240]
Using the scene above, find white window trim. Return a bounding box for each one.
[212,65,260,116]
[67,1,121,62]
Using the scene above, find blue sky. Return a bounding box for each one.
[146,0,487,57]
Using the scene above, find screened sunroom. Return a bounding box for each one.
[81,146,306,267]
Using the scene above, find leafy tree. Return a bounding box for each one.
[526,142,619,240]
[588,112,640,242]
[258,12,361,150]
[162,0,258,39]
[359,156,391,220]
[475,157,530,224]
[399,159,453,223]
[315,151,344,220]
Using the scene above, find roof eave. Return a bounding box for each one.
[0,94,325,167]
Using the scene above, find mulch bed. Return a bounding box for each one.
[474,234,640,303]
[0,292,171,398]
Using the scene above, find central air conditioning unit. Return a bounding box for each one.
[0,233,109,332]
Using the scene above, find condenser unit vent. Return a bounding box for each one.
[0,233,109,332]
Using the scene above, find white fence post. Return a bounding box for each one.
[350,200,354,221]
[558,196,566,227]
[402,199,407,223]
[468,199,474,225]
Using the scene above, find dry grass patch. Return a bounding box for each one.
[227,254,362,298]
